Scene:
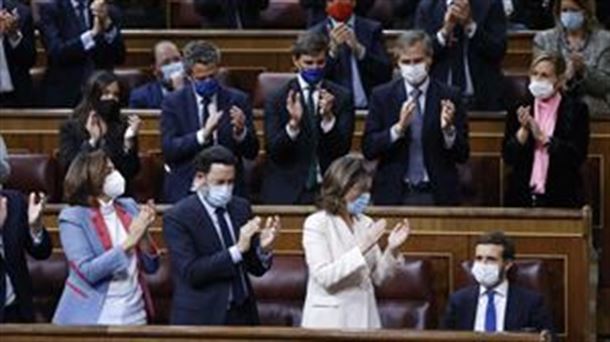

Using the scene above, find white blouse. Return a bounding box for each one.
[97,200,146,325]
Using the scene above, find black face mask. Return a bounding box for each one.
[94,99,121,123]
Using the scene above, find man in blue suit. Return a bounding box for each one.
[0,0,36,108]
[0,190,52,323]
[160,40,259,204]
[362,30,469,206]
[442,231,554,337]
[309,0,392,109]
[37,0,126,107]
[415,0,507,110]
[129,41,184,109]
[163,146,280,325]
[261,32,354,205]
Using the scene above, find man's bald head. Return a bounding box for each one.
[153,41,181,69]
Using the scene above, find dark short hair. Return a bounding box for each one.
[394,30,434,57]
[63,150,112,206]
[182,40,221,74]
[317,154,372,215]
[194,146,237,174]
[476,231,516,261]
[291,31,329,58]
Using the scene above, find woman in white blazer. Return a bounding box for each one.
[301,154,410,329]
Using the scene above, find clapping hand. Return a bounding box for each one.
[319,89,335,121]
[86,111,107,145]
[123,200,156,252]
[237,217,262,253]
[260,216,281,253]
[27,192,47,235]
[396,99,417,133]
[230,106,246,137]
[286,89,303,130]
[358,219,386,254]
[387,219,411,257]
[440,99,455,131]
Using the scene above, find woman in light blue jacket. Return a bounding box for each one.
[53,150,159,325]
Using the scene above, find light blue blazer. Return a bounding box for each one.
[52,198,159,325]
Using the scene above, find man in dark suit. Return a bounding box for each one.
[129,40,184,109]
[0,0,36,108]
[160,40,259,203]
[163,146,280,325]
[442,231,554,337]
[194,0,269,29]
[261,32,354,204]
[362,30,469,206]
[300,0,376,27]
[505,0,555,30]
[391,0,422,29]
[309,0,392,109]
[37,0,126,107]
[0,190,52,323]
[597,0,610,30]
[415,0,507,110]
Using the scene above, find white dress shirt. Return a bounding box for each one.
[71,0,118,51]
[96,200,146,325]
[474,280,509,332]
[193,87,247,145]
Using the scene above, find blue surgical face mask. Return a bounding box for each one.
[300,67,325,86]
[160,61,184,83]
[203,184,234,208]
[346,192,371,215]
[194,77,219,98]
[561,11,585,31]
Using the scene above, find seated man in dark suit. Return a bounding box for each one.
[163,146,280,325]
[160,40,259,203]
[309,0,392,109]
[129,40,185,109]
[38,0,126,107]
[442,231,554,337]
[300,0,376,27]
[0,0,36,108]
[194,0,269,29]
[415,0,508,110]
[261,31,354,204]
[0,190,52,323]
[362,30,469,206]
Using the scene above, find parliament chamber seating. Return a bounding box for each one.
[168,0,307,29]
[4,153,61,203]
[27,253,437,328]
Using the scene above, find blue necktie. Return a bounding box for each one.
[406,87,425,185]
[214,207,247,306]
[485,290,497,332]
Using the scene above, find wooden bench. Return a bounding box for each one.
[35,205,592,342]
[0,325,546,342]
[34,30,535,73]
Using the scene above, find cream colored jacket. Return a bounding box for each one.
[301,210,404,329]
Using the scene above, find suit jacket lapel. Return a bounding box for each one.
[504,285,519,330]
[185,85,201,129]
[226,200,244,244]
[153,82,165,107]
[465,286,480,329]
[90,208,113,251]
[194,197,225,251]
[423,80,440,140]
[393,78,408,125]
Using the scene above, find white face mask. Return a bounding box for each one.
[471,261,502,288]
[160,61,184,83]
[400,62,428,86]
[528,79,556,99]
[103,170,125,199]
[203,184,234,208]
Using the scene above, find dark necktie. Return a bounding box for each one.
[200,97,211,127]
[406,87,425,185]
[485,290,497,332]
[304,86,319,190]
[214,207,247,306]
[450,27,467,92]
[75,0,89,31]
